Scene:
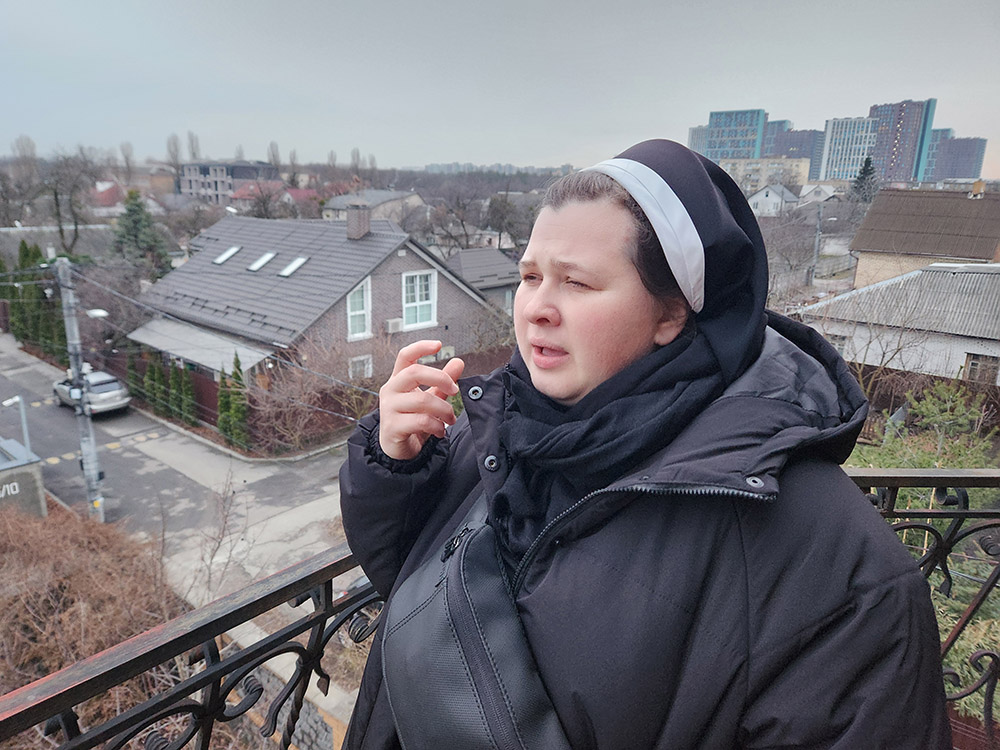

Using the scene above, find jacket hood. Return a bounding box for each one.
[609,313,869,498]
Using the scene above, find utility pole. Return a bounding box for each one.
[807,201,823,288]
[56,257,105,522]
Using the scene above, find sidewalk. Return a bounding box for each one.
[0,332,359,735]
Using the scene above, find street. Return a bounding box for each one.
[0,335,351,602]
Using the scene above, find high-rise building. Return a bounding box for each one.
[867,99,936,181]
[688,126,709,156]
[702,109,768,161]
[819,118,878,181]
[770,129,825,181]
[923,129,954,181]
[931,138,987,180]
[763,120,791,157]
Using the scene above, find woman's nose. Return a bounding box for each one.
[520,283,560,326]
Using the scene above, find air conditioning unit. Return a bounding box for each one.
[438,345,455,361]
[384,318,404,334]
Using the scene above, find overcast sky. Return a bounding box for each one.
[4,0,998,177]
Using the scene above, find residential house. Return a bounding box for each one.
[850,188,1000,288]
[747,184,799,217]
[320,190,425,226]
[799,263,1000,386]
[445,246,520,315]
[797,184,840,206]
[127,208,495,388]
[715,157,811,195]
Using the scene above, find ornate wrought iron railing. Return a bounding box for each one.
[850,468,1000,745]
[1,469,999,749]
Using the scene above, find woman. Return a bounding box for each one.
[340,140,950,749]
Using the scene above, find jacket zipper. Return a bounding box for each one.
[511,483,773,594]
[446,525,523,750]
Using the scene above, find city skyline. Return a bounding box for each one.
[3,0,998,178]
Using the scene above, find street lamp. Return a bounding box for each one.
[1,395,31,455]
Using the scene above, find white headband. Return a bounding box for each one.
[584,158,705,313]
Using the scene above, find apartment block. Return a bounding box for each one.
[819,118,878,181]
[868,99,936,181]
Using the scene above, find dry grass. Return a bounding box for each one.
[0,504,189,748]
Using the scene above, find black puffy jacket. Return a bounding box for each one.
[339,316,951,750]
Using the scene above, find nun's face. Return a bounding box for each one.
[514,199,686,406]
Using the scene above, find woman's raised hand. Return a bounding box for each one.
[378,340,466,460]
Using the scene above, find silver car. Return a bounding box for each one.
[53,371,131,415]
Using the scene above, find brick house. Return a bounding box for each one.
[127,207,496,391]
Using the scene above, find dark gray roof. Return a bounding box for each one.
[142,216,410,347]
[800,263,1000,340]
[851,189,1000,260]
[323,190,413,210]
[445,246,519,290]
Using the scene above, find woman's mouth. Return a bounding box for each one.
[531,344,568,369]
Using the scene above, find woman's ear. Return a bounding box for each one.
[653,299,690,346]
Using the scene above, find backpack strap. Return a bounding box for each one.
[382,492,572,750]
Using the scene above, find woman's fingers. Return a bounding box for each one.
[379,341,464,460]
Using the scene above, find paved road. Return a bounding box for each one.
[0,334,350,601]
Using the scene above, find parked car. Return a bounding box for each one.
[53,371,131,414]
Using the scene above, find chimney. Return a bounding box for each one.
[347,201,371,240]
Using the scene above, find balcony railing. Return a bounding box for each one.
[1,469,999,749]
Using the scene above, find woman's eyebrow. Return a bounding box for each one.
[518,259,588,274]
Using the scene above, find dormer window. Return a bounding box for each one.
[278,257,308,277]
[213,245,242,264]
[248,252,276,271]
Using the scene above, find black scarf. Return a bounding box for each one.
[492,326,726,564]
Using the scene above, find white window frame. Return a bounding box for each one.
[346,276,372,341]
[401,270,437,330]
[348,354,373,380]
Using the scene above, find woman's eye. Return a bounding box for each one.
[521,273,540,283]
[566,279,591,289]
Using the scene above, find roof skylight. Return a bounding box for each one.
[278,257,308,277]
[213,245,242,264]
[248,252,276,271]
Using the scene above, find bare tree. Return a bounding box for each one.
[425,178,491,256]
[267,141,281,175]
[119,141,134,186]
[165,133,182,193]
[6,135,40,224]
[42,148,100,254]
[186,130,201,161]
[286,148,300,188]
[245,181,293,219]
[367,154,379,187]
[234,143,245,161]
[349,147,362,177]
[249,333,396,451]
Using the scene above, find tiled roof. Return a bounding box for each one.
[851,189,1000,260]
[445,246,519,290]
[800,263,1000,340]
[141,216,410,347]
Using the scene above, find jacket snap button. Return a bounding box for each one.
[745,476,764,488]
[484,455,499,471]
[468,386,484,400]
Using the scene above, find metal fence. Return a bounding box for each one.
[1,469,999,749]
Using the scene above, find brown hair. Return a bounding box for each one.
[541,171,688,313]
